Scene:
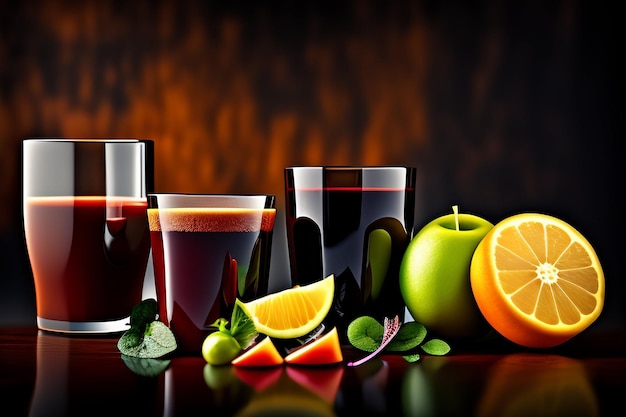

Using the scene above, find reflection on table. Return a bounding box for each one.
[2,328,622,416]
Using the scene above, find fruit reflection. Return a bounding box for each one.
[476,353,599,417]
[286,366,344,404]
[162,359,252,415]
[400,356,484,416]
[203,363,238,389]
[401,364,435,417]
[234,368,338,417]
[234,367,283,392]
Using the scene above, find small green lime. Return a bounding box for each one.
[202,332,241,365]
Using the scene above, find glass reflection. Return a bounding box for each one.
[29,331,162,416]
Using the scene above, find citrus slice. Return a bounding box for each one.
[284,327,343,365]
[231,337,284,367]
[237,274,335,339]
[470,213,604,348]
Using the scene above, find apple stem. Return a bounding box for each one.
[453,205,460,231]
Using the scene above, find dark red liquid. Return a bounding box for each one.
[24,197,151,322]
[285,187,415,338]
[158,208,275,353]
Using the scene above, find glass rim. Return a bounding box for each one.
[23,137,153,143]
[147,193,276,209]
[285,166,415,171]
[147,193,275,198]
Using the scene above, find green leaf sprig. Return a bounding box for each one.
[117,298,177,359]
[347,315,451,364]
[211,300,258,350]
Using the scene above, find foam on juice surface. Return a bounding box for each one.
[147,208,161,232]
[159,208,276,233]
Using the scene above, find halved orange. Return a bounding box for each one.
[231,337,284,367]
[284,327,343,365]
[237,274,334,339]
[470,213,604,348]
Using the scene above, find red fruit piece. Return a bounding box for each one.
[231,336,284,367]
[284,327,343,366]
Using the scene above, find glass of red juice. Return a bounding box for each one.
[148,194,276,354]
[285,166,416,341]
[22,138,154,334]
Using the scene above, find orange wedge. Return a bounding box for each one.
[470,213,604,348]
[237,274,334,339]
[284,327,343,365]
[231,337,284,367]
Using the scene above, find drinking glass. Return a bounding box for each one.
[22,138,154,333]
[148,194,276,353]
[285,166,416,339]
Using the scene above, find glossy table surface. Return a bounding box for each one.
[2,325,625,416]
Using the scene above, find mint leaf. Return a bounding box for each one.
[403,353,421,363]
[130,298,158,330]
[387,321,427,352]
[120,298,160,349]
[120,327,143,348]
[347,316,384,352]
[118,321,177,358]
[421,338,451,356]
[347,315,452,364]
[117,299,177,358]
[348,315,401,367]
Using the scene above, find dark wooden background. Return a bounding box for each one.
[0,1,620,329]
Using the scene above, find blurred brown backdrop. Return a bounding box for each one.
[1,1,620,328]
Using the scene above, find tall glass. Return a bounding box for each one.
[148,194,276,353]
[23,138,153,333]
[285,166,416,340]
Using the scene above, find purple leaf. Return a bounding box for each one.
[347,315,400,367]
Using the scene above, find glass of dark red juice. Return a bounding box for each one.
[285,166,416,341]
[22,138,154,334]
[148,194,276,353]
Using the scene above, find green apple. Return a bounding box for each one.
[399,209,494,340]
